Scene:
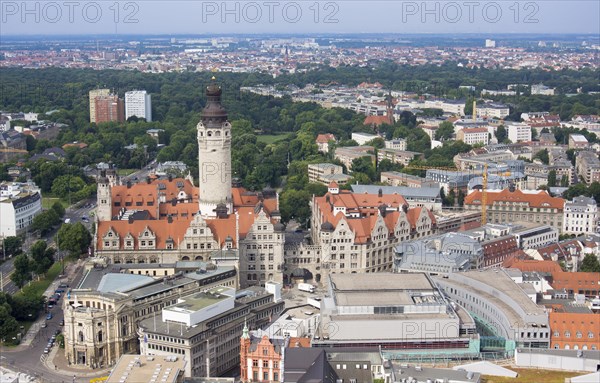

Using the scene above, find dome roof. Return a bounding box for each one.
[321,221,335,231]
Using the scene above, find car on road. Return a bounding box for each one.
[54,329,61,336]
[51,335,56,341]
[43,348,50,354]
[46,313,53,320]
[41,322,47,328]
[47,303,53,309]
[58,283,68,288]
[59,320,64,326]
[64,218,71,224]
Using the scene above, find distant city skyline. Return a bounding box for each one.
[1,1,599,35]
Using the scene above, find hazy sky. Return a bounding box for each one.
[1,1,599,35]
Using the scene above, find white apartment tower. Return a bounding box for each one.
[125,90,152,121]
[197,78,232,217]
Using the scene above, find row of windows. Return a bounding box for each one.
[147,343,185,354]
[552,331,595,339]
[251,360,279,368]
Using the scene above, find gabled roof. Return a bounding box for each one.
[464,188,564,209]
[314,190,435,243]
[316,133,336,143]
[363,115,391,126]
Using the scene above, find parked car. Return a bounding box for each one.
[59,320,64,326]
[43,348,50,354]
[58,283,68,288]
[46,313,53,320]
[41,322,47,328]
[54,329,61,336]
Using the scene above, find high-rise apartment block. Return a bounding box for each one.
[89,89,110,123]
[125,90,152,121]
[94,94,125,123]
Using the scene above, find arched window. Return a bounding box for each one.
[78,331,84,342]
[215,131,221,136]
[181,256,190,261]
[207,131,212,137]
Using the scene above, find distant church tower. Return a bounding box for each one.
[197,78,233,217]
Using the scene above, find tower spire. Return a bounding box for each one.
[242,317,250,339]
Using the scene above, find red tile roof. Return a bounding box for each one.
[98,178,278,251]
[464,188,565,209]
[314,190,435,243]
[364,115,392,126]
[316,133,336,143]
[503,258,563,273]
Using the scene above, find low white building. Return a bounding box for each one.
[507,122,532,143]
[384,139,407,151]
[457,128,489,145]
[0,181,42,238]
[351,132,380,145]
[563,196,598,235]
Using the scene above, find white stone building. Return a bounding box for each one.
[507,122,532,143]
[0,181,42,238]
[563,196,598,235]
[125,90,152,121]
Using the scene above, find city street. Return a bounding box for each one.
[0,166,156,381]
[0,198,96,295]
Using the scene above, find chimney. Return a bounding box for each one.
[378,188,383,198]
[128,216,133,224]
[168,174,173,182]
[168,215,173,223]
[146,177,151,184]
[171,198,177,206]
[126,180,132,188]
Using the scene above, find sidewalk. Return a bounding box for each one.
[43,345,112,379]
[10,258,85,352]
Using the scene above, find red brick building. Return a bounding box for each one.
[240,326,283,383]
[481,235,522,268]
[240,323,310,382]
[94,94,125,123]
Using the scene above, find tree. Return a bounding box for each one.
[2,236,22,257]
[533,149,549,165]
[51,201,65,218]
[0,304,18,339]
[435,121,454,141]
[548,170,557,187]
[279,189,311,227]
[350,157,376,182]
[580,254,600,272]
[495,125,508,143]
[51,175,86,200]
[11,254,31,288]
[31,209,60,235]
[58,223,92,258]
[365,137,385,149]
[29,240,55,275]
